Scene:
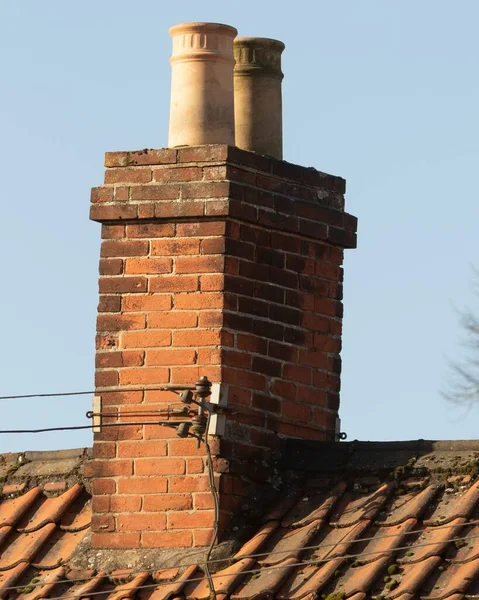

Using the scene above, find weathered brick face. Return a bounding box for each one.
[89,144,357,548]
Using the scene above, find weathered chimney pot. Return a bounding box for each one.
[234,37,285,159]
[168,22,237,148]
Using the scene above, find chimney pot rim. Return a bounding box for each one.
[234,37,285,51]
[169,22,238,37]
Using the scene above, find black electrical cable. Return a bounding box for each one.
[0,385,196,401]
[0,420,193,434]
[1,520,477,594]
[203,412,219,600]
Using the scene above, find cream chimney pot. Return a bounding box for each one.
[234,37,285,159]
[168,22,237,147]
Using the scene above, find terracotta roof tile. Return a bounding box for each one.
[1,443,479,600]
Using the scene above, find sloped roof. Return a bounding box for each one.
[0,441,478,600]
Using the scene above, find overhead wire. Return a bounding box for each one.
[4,531,479,600]
[0,421,193,434]
[0,385,196,401]
[203,410,220,600]
[1,520,478,594]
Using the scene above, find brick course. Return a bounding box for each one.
[89,144,357,549]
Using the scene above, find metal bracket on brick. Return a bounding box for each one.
[207,383,227,437]
[92,396,102,433]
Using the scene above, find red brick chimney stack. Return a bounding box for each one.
[87,22,358,549]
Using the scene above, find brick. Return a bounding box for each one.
[95,370,119,387]
[239,296,269,319]
[230,369,266,391]
[168,476,210,493]
[145,349,196,366]
[96,333,119,351]
[177,222,226,237]
[119,367,169,385]
[97,314,145,332]
[299,349,330,369]
[178,146,228,162]
[251,356,282,378]
[98,423,142,441]
[127,223,175,238]
[115,186,129,201]
[194,529,215,546]
[151,238,200,256]
[168,438,206,457]
[102,225,125,239]
[313,408,337,429]
[125,258,172,274]
[92,442,116,459]
[201,237,226,254]
[148,312,198,329]
[83,460,132,478]
[223,349,251,369]
[141,530,192,548]
[91,186,113,203]
[92,479,116,495]
[144,424,181,439]
[155,200,204,219]
[91,532,140,549]
[181,181,230,199]
[100,391,143,406]
[167,510,215,529]
[110,495,142,512]
[92,496,113,513]
[118,477,167,494]
[252,393,281,414]
[118,513,166,531]
[117,440,167,458]
[105,167,152,184]
[99,259,123,276]
[187,458,204,474]
[268,341,297,363]
[202,165,228,180]
[127,148,177,166]
[101,240,149,258]
[143,494,192,511]
[135,458,185,476]
[227,386,252,407]
[189,488,214,509]
[175,293,224,310]
[200,274,225,291]
[122,295,172,312]
[130,184,179,201]
[122,330,170,348]
[98,296,122,312]
[175,256,224,274]
[197,347,221,364]
[283,364,312,385]
[98,276,147,294]
[153,166,202,182]
[270,379,297,401]
[313,333,341,353]
[138,204,155,218]
[282,401,312,421]
[173,330,222,347]
[199,311,223,328]
[297,386,328,407]
[104,152,128,167]
[149,276,198,293]
[90,205,138,221]
[250,428,280,450]
[96,350,144,368]
[170,366,201,384]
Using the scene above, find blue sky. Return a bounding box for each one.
[1,1,478,453]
